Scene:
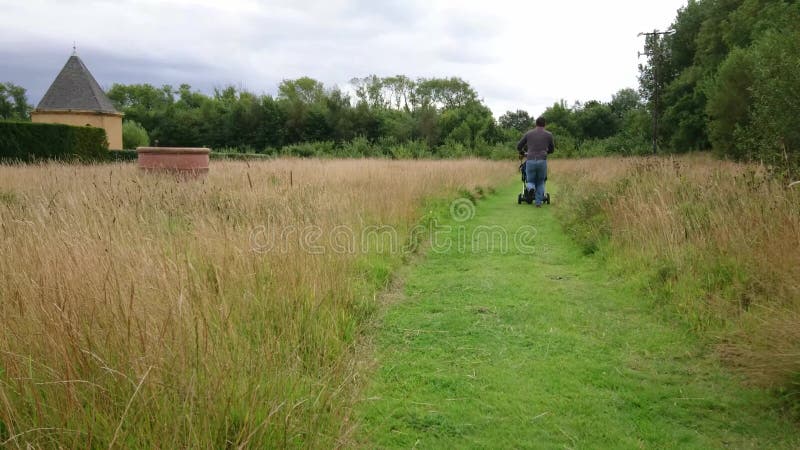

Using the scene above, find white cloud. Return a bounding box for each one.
[0,0,687,116]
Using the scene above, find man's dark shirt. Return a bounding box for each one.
[517,127,555,160]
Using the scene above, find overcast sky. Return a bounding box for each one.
[0,0,687,117]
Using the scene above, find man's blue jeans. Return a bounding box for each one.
[525,159,547,206]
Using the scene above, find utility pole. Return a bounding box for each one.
[638,29,673,155]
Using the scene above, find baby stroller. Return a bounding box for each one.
[517,160,551,205]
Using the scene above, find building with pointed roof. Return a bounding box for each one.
[31,53,123,149]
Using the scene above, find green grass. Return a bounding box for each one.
[355,181,799,448]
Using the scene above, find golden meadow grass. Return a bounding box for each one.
[551,155,800,391]
[0,158,511,447]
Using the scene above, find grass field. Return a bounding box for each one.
[0,159,510,447]
[355,181,798,448]
[551,155,800,393]
[1,155,797,447]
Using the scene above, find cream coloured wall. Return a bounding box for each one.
[31,110,123,150]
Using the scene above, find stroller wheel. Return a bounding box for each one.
[517,194,522,205]
[545,193,551,205]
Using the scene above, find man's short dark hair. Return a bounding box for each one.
[536,117,546,127]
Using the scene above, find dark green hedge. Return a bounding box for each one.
[0,121,108,162]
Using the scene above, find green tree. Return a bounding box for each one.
[638,31,673,148]
[277,77,329,144]
[706,47,755,159]
[0,82,31,120]
[413,106,440,147]
[322,88,356,143]
[609,88,641,119]
[575,101,619,140]
[542,100,578,138]
[415,77,478,110]
[438,101,495,148]
[667,0,709,74]
[694,0,743,71]
[382,108,416,142]
[278,77,325,104]
[350,75,389,109]
[498,110,532,133]
[122,120,150,149]
[224,89,264,149]
[661,67,709,151]
[258,95,288,150]
[383,75,415,111]
[742,28,800,174]
[107,83,175,143]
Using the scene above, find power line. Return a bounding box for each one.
[638,29,673,155]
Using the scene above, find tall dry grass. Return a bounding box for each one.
[0,158,511,447]
[551,155,800,392]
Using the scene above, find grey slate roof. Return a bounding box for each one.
[36,55,120,114]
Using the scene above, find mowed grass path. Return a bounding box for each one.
[355,182,798,448]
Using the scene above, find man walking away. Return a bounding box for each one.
[517,117,554,207]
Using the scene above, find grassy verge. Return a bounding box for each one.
[356,181,798,448]
[549,155,800,407]
[0,158,510,447]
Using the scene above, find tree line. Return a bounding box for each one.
[635,0,800,175]
[2,73,653,159]
[105,76,654,159]
[106,76,515,158]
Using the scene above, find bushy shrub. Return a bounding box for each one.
[338,136,379,158]
[122,120,150,149]
[388,144,413,159]
[486,144,511,161]
[408,140,433,159]
[0,121,108,162]
[280,141,336,158]
[578,134,651,158]
[436,140,469,159]
[552,132,580,158]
